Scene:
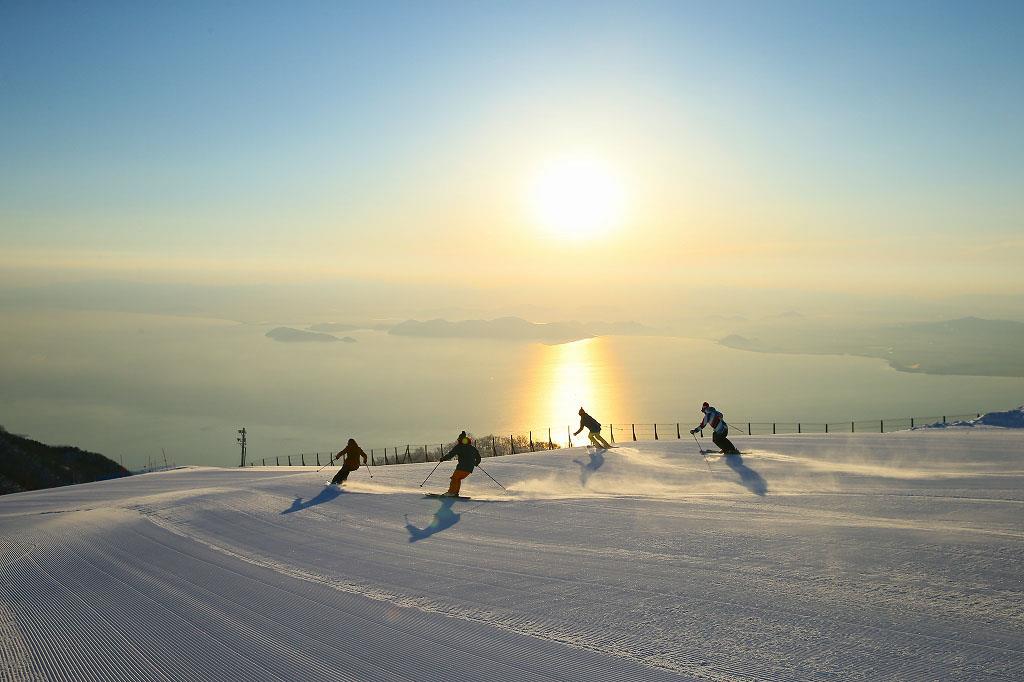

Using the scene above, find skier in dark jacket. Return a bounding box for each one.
[440,431,481,497]
[690,402,739,454]
[331,438,368,485]
[574,408,613,449]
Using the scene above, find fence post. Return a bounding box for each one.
[262,458,266,466]
[424,445,428,462]
[910,418,914,428]
[825,423,829,434]
[654,424,659,440]
[548,428,553,449]
[288,455,292,466]
[880,419,884,434]
[510,435,514,455]
[632,424,637,441]
[851,421,855,433]
[276,456,279,466]
[676,423,681,439]
[316,452,320,466]
[798,423,801,434]
[301,453,305,466]
[568,425,572,447]
[610,424,615,443]
[943,416,946,424]
[748,422,751,436]
[773,422,776,434]
[492,436,498,457]
[530,431,535,452]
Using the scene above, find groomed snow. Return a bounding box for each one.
[2,431,1022,680]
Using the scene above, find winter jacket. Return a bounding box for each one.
[698,407,727,434]
[337,443,367,469]
[577,413,602,433]
[444,442,482,472]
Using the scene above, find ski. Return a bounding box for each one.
[423,493,471,500]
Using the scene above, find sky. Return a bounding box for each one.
[2,1,1023,315]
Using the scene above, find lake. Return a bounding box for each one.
[2,310,1022,467]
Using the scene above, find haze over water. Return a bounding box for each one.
[3,309,1021,468]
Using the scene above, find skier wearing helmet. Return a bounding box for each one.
[440,431,481,497]
[330,438,368,485]
[691,402,740,455]
[574,407,614,449]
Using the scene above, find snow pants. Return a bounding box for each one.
[712,426,738,454]
[447,469,471,495]
[331,465,352,485]
[588,431,613,449]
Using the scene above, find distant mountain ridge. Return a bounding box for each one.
[266,327,349,343]
[388,317,656,344]
[719,316,1024,378]
[0,427,129,495]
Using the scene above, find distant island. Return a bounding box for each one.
[388,317,656,344]
[0,426,129,494]
[719,317,1024,378]
[266,327,347,343]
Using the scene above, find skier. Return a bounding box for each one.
[690,402,739,454]
[573,407,613,449]
[330,438,368,485]
[439,431,481,497]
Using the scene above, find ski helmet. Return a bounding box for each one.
[701,401,710,410]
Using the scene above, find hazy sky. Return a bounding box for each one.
[2,1,1023,305]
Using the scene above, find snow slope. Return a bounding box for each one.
[918,405,1024,429]
[2,431,1022,680]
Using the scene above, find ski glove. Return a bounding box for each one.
[690,428,699,434]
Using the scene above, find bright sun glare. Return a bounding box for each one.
[529,157,625,239]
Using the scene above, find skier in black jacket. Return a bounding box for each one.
[330,438,368,485]
[440,431,481,497]
[690,402,739,454]
[574,408,613,449]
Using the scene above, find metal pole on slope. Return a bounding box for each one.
[691,433,713,474]
[476,464,508,493]
[316,451,336,473]
[420,458,445,487]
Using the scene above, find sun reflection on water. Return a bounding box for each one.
[517,338,623,445]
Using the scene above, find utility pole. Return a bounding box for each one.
[237,428,247,467]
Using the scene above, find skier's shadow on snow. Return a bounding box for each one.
[723,454,768,496]
[572,449,605,486]
[281,485,343,514]
[404,498,461,542]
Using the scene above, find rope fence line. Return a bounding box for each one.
[249,411,987,467]
[247,411,983,464]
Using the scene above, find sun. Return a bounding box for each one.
[528,156,625,239]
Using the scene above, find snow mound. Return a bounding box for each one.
[917,405,1024,429]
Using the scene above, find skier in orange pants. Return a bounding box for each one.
[440,431,481,497]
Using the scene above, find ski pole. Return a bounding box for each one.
[364,459,373,479]
[419,459,444,487]
[476,464,508,493]
[316,454,337,473]
[691,433,713,473]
